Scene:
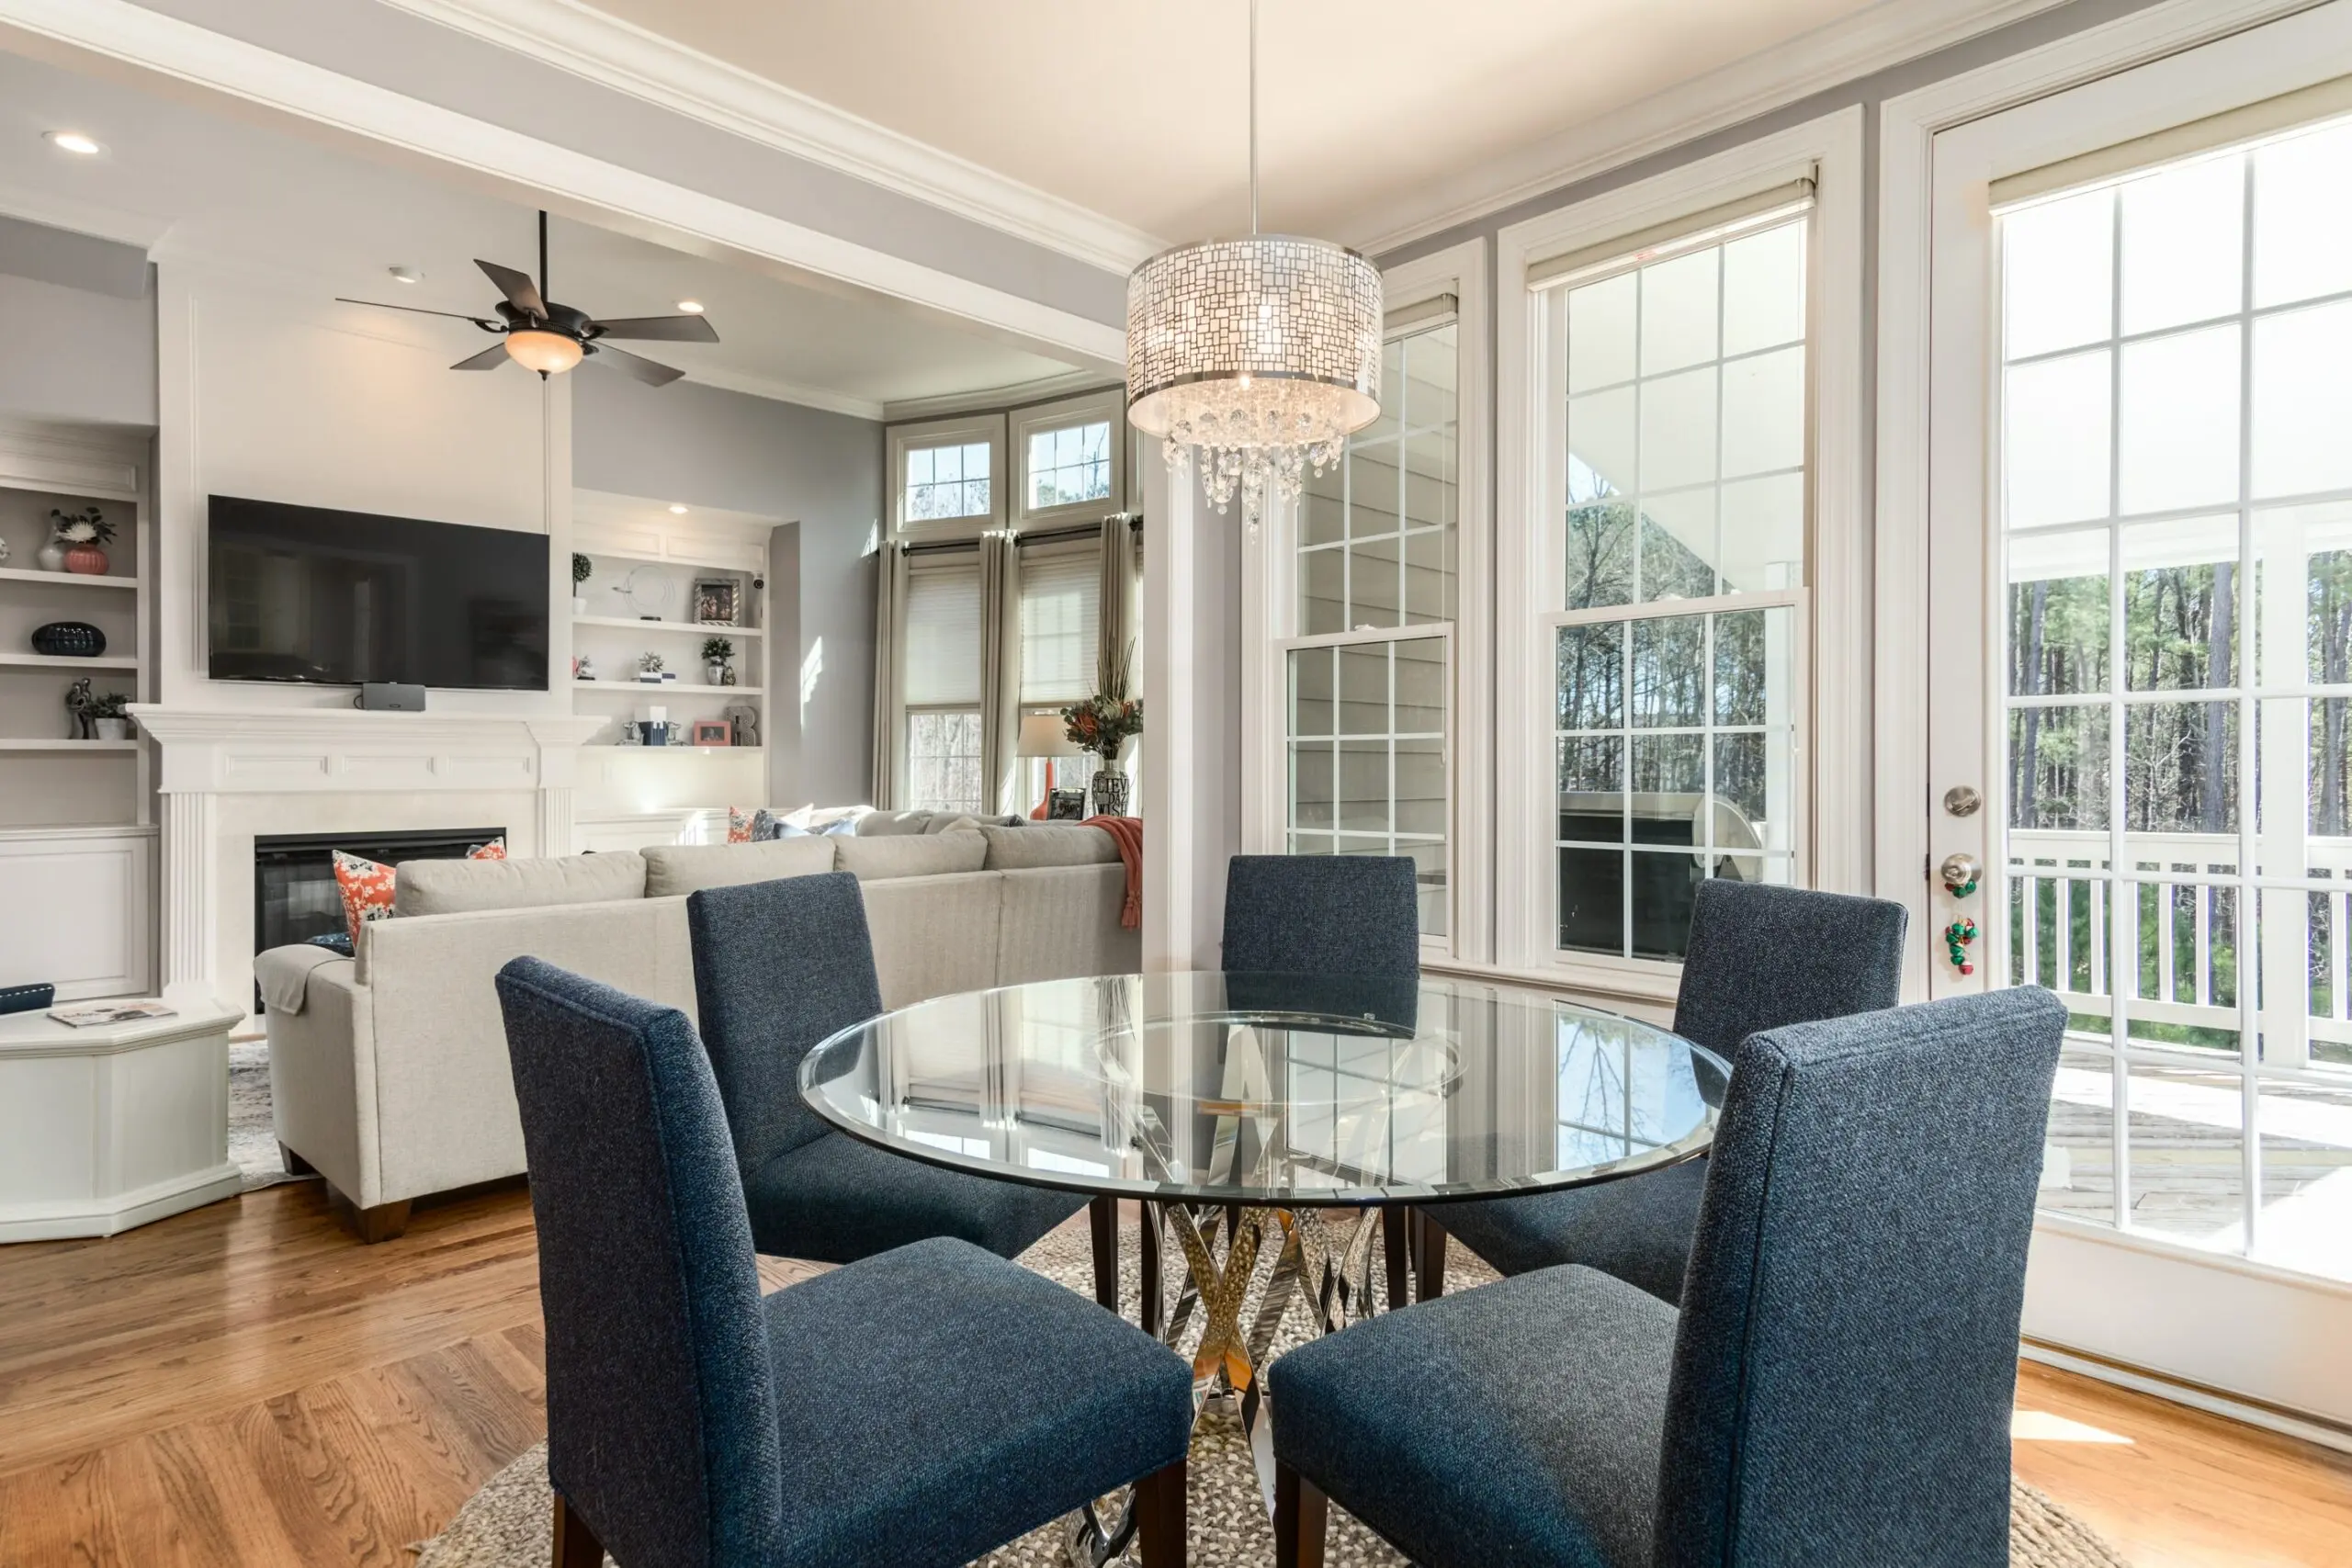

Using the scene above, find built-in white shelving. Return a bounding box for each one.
[572,682,763,697]
[0,567,139,590]
[0,652,141,671]
[0,739,138,752]
[584,744,765,756]
[573,615,763,637]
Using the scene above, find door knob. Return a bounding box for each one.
[1943,785,1982,818]
[1939,852,1982,897]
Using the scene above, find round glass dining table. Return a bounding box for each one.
[801,971,1727,1562]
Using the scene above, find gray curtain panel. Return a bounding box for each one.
[978,531,1021,816]
[869,540,905,808]
[1098,513,1136,695]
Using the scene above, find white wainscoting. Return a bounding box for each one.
[0,826,154,1000]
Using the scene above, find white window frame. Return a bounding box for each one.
[1012,388,1127,528]
[1241,238,1491,964]
[888,413,1007,542]
[896,545,986,810]
[1495,107,1865,1001]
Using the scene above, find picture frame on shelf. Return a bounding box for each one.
[693,578,741,626]
[1046,788,1087,821]
[690,718,731,747]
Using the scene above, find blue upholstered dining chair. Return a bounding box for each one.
[684,872,1087,1265]
[1222,853,1421,975]
[1432,878,1908,1302]
[494,955,1193,1568]
[1268,986,2066,1568]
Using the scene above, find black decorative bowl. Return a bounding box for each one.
[31,621,106,658]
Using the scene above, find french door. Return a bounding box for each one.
[1922,4,2352,1427]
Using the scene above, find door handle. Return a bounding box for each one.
[1939,852,1982,897]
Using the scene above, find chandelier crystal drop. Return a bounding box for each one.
[1124,1,1383,536]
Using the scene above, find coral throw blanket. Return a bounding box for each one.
[1084,815,1144,929]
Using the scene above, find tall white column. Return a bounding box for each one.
[159,790,218,1005]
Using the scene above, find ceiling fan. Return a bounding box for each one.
[335,210,718,387]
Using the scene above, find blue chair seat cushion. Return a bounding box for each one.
[742,1130,1087,1264]
[1434,1157,1709,1303]
[1269,1264,1677,1568]
[765,1236,1193,1568]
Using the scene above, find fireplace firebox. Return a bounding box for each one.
[252,827,505,1009]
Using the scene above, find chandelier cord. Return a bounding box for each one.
[1248,0,1259,236]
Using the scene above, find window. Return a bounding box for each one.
[906,443,990,523]
[1018,543,1104,808]
[902,556,984,814]
[1545,209,1809,963]
[1996,118,2352,1280]
[1015,389,1128,526]
[1028,423,1113,512]
[1284,316,1461,939]
[888,414,1006,538]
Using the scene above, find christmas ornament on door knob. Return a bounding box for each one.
[1939,852,1982,899]
[1944,918,1978,976]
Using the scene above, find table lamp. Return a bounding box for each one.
[1017,713,1081,818]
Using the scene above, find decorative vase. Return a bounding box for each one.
[572,595,589,616]
[93,717,130,741]
[705,661,726,686]
[36,538,66,572]
[63,544,108,575]
[1091,764,1129,818]
[30,621,106,657]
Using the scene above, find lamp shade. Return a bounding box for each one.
[1018,713,1081,758]
[505,329,583,375]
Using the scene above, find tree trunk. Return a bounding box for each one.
[2018,581,2048,825]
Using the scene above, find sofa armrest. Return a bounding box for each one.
[996,863,1142,986]
[266,958,377,1206]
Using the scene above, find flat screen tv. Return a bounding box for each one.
[207,496,549,691]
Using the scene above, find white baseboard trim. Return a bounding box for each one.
[0,1161,243,1244]
[2020,1339,2352,1456]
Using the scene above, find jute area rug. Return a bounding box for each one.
[414,1222,2130,1568]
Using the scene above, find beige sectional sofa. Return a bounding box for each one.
[254,824,1133,1240]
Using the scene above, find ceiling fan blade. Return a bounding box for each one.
[336,298,500,327]
[475,258,547,320]
[589,314,720,344]
[588,343,685,388]
[451,343,512,371]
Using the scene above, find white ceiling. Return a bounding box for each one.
[578,0,1904,242]
[0,49,1080,416]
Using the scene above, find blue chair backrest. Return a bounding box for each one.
[1654,987,2065,1568]
[685,872,883,1177]
[1671,880,1908,1060]
[1221,854,1419,975]
[494,956,782,1568]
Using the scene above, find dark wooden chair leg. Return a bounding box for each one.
[1414,1209,1448,1301]
[353,1199,412,1245]
[1136,1454,1188,1566]
[1140,1200,1164,1338]
[552,1489,604,1568]
[277,1141,315,1177]
[1090,1194,1120,1314]
[1382,1203,1410,1309]
[1273,1460,1328,1568]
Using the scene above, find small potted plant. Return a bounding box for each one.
[701,636,734,686]
[638,650,666,683]
[44,506,114,574]
[571,552,592,615]
[87,691,132,741]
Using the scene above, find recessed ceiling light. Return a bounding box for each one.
[388,265,424,285]
[674,299,706,314]
[45,131,102,156]
[667,503,689,514]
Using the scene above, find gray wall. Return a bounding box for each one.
[0,217,157,428]
[572,374,883,807]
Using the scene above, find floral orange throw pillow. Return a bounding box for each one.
[332,838,508,945]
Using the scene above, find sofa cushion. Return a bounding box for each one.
[643,839,835,897]
[855,811,935,837]
[979,823,1118,870]
[395,850,648,915]
[930,812,1024,830]
[833,830,987,882]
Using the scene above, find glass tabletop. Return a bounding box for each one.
[799,972,1730,1205]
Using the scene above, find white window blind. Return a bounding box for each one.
[1019,548,1101,703]
[903,560,981,705]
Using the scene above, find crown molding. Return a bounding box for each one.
[1342,0,2075,257]
[882,367,1114,425]
[379,0,1165,276]
[670,364,887,423]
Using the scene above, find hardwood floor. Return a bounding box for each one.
[0,1180,2346,1567]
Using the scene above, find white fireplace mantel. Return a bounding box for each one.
[130,705,607,1007]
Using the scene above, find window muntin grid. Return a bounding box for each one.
[1026,421,1114,512]
[905,441,992,522]
[1286,634,1449,938]
[1301,322,1458,635]
[2000,116,2352,1283]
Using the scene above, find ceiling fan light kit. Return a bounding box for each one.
[336,210,718,388]
[1125,0,1382,534]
